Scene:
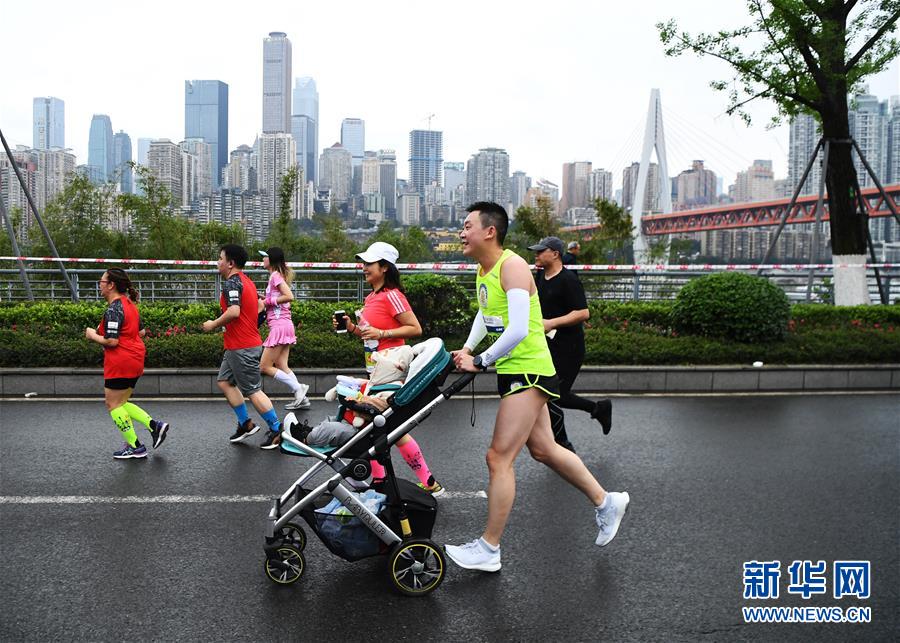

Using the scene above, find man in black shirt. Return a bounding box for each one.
[528,236,612,452]
[562,241,580,266]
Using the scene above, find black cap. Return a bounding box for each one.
[260,247,285,263]
[527,236,565,254]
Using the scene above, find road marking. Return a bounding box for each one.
[0,491,487,505]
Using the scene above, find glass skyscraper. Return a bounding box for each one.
[113,131,133,194]
[88,114,114,184]
[408,129,443,193]
[33,97,65,149]
[292,77,319,183]
[262,32,292,133]
[185,80,229,189]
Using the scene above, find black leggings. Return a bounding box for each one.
[547,342,593,452]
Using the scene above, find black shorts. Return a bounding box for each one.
[496,373,560,399]
[105,377,140,390]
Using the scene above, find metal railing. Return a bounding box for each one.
[1,266,897,304]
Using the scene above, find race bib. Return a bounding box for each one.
[484,315,505,335]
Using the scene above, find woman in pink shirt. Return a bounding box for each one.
[334,241,444,496]
[259,247,310,411]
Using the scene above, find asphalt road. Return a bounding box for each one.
[1,393,898,642]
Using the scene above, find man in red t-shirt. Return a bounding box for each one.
[202,244,283,449]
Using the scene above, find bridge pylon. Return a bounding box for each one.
[631,89,672,262]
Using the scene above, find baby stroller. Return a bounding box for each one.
[263,338,475,596]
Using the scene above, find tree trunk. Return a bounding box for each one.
[818,28,870,305]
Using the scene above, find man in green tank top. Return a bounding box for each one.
[445,202,631,573]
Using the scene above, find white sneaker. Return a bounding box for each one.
[595,491,630,547]
[444,538,501,572]
[285,384,311,410]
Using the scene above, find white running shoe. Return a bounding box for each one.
[595,491,630,547]
[285,383,311,410]
[444,538,501,572]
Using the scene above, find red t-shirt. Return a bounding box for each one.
[98,296,146,379]
[220,271,262,350]
[360,287,412,351]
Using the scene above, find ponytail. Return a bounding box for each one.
[105,267,139,302]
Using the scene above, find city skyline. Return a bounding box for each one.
[2,1,898,191]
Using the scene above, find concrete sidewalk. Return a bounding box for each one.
[2,364,898,397]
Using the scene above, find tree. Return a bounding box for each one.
[30,172,113,257]
[507,196,560,255]
[658,1,900,304]
[368,222,435,262]
[579,199,635,264]
[267,165,301,251]
[313,212,358,261]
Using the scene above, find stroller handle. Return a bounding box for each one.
[441,372,477,398]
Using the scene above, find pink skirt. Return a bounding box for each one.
[263,320,297,347]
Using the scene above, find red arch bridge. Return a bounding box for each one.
[563,184,900,236]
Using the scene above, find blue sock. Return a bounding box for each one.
[232,403,250,425]
[261,408,280,432]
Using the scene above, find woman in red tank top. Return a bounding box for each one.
[84,268,170,460]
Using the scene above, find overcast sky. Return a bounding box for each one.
[2,0,898,189]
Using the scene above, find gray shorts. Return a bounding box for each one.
[218,346,263,396]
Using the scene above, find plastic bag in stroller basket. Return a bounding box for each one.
[314,490,387,560]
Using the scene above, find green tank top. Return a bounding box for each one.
[476,249,556,376]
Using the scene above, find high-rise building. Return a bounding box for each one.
[291,115,317,188]
[673,160,717,209]
[262,32,292,133]
[587,168,613,203]
[560,161,592,215]
[361,151,380,195]
[134,138,154,196]
[113,131,133,194]
[32,97,64,150]
[788,113,822,196]
[180,138,213,204]
[508,170,531,210]
[409,129,443,192]
[223,144,257,192]
[398,191,421,226]
[319,143,352,204]
[87,114,114,184]
[850,92,889,188]
[341,118,365,167]
[184,80,229,189]
[1,146,76,234]
[378,149,397,216]
[147,139,184,208]
[622,161,660,213]
[257,132,298,224]
[466,148,510,206]
[292,77,319,183]
[888,96,900,185]
[733,160,775,203]
[445,162,467,205]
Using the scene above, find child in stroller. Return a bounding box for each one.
[263,338,476,596]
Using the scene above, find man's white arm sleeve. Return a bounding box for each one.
[481,288,530,366]
[463,310,488,352]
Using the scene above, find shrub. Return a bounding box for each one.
[402,273,475,337]
[672,272,790,342]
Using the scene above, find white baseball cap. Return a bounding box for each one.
[356,241,399,265]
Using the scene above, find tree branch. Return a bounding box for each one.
[844,8,900,70]
[753,0,802,77]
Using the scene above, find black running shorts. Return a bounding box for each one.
[496,373,560,399]
[105,376,140,390]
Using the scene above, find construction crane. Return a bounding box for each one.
[424,113,436,130]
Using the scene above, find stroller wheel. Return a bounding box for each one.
[280,522,307,552]
[264,545,305,585]
[387,539,445,596]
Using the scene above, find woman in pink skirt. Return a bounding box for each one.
[259,247,310,411]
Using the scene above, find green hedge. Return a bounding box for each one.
[1,300,899,367]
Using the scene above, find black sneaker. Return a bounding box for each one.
[591,399,612,435]
[149,420,170,449]
[289,419,313,442]
[229,419,260,443]
[260,429,281,450]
